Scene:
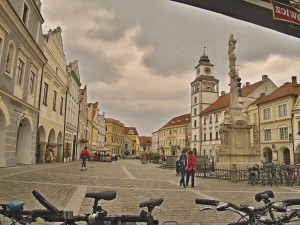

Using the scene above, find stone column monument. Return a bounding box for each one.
[218,34,260,167]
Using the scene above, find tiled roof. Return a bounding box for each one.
[161,113,191,129]
[200,80,265,115]
[200,93,230,115]
[138,136,152,146]
[124,127,139,135]
[257,82,300,105]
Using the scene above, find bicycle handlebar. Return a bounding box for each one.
[227,221,248,225]
[32,190,63,217]
[195,198,219,206]
[282,198,300,205]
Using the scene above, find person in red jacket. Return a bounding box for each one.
[80,146,90,171]
[186,150,196,187]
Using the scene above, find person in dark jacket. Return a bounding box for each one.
[80,146,90,171]
[177,150,187,188]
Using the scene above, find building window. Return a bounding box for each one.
[216,132,219,140]
[29,71,35,94]
[42,82,48,106]
[60,97,64,115]
[279,127,288,140]
[298,122,300,134]
[52,91,57,111]
[203,117,206,125]
[194,135,196,141]
[263,108,271,120]
[22,3,29,24]
[0,37,3,60]
[194,120,197,128]
[56,67,58,75]
[125,144,128,149]
[215,113,218,123]
[5,43,15,75]
[204,133,206,141]
[278,104,287,117]
[194,96,197,104]
[194,108,197,115]
[16,58,25,86]
[264,129,271,141]
[210,132,212,140]
[209,115,212,124]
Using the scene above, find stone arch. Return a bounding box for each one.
[48,128,56,144]
[279,146,291,165]
[16,117,32,164]
[18,110,34,131]
[262,147,272,163]
[0,109,7,167]
[37,126,46,163]
[294,144,300,164]
[0,97,10,126]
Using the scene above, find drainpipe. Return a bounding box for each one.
[291,112,295,164]
[36,61,47,163]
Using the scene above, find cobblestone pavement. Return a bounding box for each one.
[1,160,300,225]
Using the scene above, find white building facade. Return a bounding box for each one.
[65,60,81,161]
[190,52,219,155]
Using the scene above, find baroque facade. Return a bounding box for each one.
[105,118,124,156]
[190,52,219,156]
[65,60,81,161]
[38,27,68,163]
[158,113,191,156]
[200,75,278,161]
[0,0,47,167]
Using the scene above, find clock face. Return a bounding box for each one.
[204,67,211,74]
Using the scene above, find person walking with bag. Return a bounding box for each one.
[80,146,90,171]
[177,150,187,188]
[186,150,196,188]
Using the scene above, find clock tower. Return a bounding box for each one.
[190,50,219,155]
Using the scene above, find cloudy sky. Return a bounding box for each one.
[41,0,300,136]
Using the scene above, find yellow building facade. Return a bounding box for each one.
[158,113,191,156]
[105,118,124,156]
[257,78,300,165]
[38,27,68,163]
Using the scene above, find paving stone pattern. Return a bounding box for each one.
[0,160,300,225]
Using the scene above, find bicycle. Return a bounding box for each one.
[0,190,178,225]
[195,191,300,225]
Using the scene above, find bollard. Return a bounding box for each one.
[230,164,238,183]
[204,163,207,178]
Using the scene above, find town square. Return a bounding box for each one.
[1,0,300,224]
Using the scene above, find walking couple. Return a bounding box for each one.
[176,150,196,188]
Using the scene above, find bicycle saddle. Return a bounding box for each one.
[139,198,164,208]
[85,190,116,201]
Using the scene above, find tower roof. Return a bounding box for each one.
[195,51,214,68]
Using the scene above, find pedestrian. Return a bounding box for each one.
[49,146,54,163]
[186,150,196,188]
[177,150,187,188]
[80,146,90,171]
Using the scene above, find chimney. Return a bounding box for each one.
[292,76,297,84]
[262,75,268,81]
[246,82,250,87]
[221,91,225,96]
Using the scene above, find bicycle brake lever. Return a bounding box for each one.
[200,207,214,211]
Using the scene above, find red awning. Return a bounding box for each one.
[90,146,111,151]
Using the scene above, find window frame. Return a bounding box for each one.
[279,127,288,140]
[278,104,287,118]
[42,82,48,106]
[16,58,25,86]
[264,129,271,141]
[263,108,271,121]
[22,2,29,25]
